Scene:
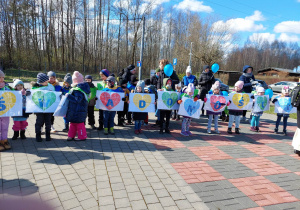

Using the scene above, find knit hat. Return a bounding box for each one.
[12,79,24,88]
[135,81,145,93]
[0,70,5,77]
[257,87,265,93]
[176,82,182,88]
[126,65,136,72]
[235,81,244,89]
[47,71,56,77]
[72,71,84,85]
[282,86,290,94]
[144,78,151,86]
[37,73,49,84]
[64,73,72,85]
[105,76,115,83]
[85,75,93,81]
[186,83,195,94]
[100,69,110,77]
[211,81,220,91]
[186,66,192,74]
[155,68,160,73]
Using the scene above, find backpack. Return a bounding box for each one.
[291,84,300,107]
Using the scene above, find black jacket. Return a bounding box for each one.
[198,66,215,99]
[150,75,159,87]
[157,70,179,90]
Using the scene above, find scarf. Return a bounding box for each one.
[243,73,253,78]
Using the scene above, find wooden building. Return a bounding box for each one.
[257,67,300,77]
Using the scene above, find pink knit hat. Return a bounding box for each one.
[72,71,84,85]
[235,81,244,89]
[282,86,290,94]
[186,83,195,93]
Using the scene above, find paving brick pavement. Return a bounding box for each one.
[0,112,299,210]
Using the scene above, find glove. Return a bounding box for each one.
[95,97,98,100]
[177,100,182,104]
[21,89,26,96]
[227,102,231,106]
[26,90,31,96]
[194,97,198,102]
[122,97,126,101]
[272,99,278,103]
[204,98,207,103]
[250,95,254,99]
[59,94,62,99]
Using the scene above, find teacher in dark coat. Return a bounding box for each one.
[198,65,215,115]
[157,59,179,90]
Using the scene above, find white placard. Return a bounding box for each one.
[178,97,203,119]
[274,97,296,114]
[204,94,228,113]
[128,93,155,113]
[0,91,23,117]
[26,90,61,113]
[253,95,270,112]
[228,93,253,110]
[95,91,124,111]
[157,91,180,110]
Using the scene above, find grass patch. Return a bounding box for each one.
[265,105,297,119]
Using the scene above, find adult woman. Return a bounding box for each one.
[157,59,179,90]
[198,65,215,115]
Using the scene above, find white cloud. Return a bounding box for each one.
[212,10,266,32]
[278,33,300,42]
[249,33,276,43]
[274,21,300,34]
[173,0,213,13]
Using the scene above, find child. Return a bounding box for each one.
[128,81,147,134]
[159,78,174,134]
[0,70,12,151]
[48,71,62,132]
[118,79,130,126]
[178,83,199,136]
[97,69,110,130]
[205,81,223,134]
[66,71,90,141]
[172,82,182,121]
[125,75,138,125]
[102,76,124,135]
[227,81,245,134]
[272,86,290,135]
[250,87,265,132]
[30,73,55,142]
[61,73,72,132]
[12,79,29,140]
[85,75,97,129]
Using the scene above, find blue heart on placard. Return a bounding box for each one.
[184,99,200,116]
[278,98,293,113]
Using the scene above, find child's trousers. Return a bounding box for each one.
[68,122,87,140]
[275,114,289,132]
[251,115,261,127]
[182,117,191,132]
[208,115,219,130]
[13,120,28,131]
[228,115,241,128]
[135,120,142,130]
[104,111,116,128]
[35,113,52,133]
[0,117,10,140]
[87,106,95,126]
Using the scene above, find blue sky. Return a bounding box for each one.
[166,0,300,46]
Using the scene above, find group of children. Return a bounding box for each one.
[0,67,293,151]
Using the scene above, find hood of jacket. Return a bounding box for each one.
[134,80,145,93]
[243,65,253,73]
[76,82,91,95]
[163,78,172,87]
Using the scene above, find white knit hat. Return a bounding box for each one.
[13,79,24,88]
[257,87,265,93]
[282,86,290,94]
[186,66,192,74]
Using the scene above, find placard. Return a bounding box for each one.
[204,94,228,113]
[227,93,253,110]
[178,97,203,119]
[95,91,124,111]
[0,91,23,117]
[128,93,155,112]
[157,91,180,110]
[26,90,61,113]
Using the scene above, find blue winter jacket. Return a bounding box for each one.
[66,82,90,123]
[239,65,255,93]
[182,75,198,87]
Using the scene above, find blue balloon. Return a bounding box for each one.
[222,91,228,96]
[265,89,273,98]
[164,64,173,77]
[211,63,219,73]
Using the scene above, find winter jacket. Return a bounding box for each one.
[132,81,147,121]
[182,75,198,87]
[239,65,256,93]
[157,70,179,90]
[162,78,174,92]
[87,82,97,106]
[31,82,55,91]
[61,86,72,95]
[66,82,91,123]
[150,75,159,87]
[198,66,215,100]
[122,67,134,85]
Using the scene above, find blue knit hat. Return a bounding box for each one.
[37,73,49,84]
[100,69,110,77]
[64,73,72,85]
[47,71,56,77]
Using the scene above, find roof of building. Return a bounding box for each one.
[257,67,300,75]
